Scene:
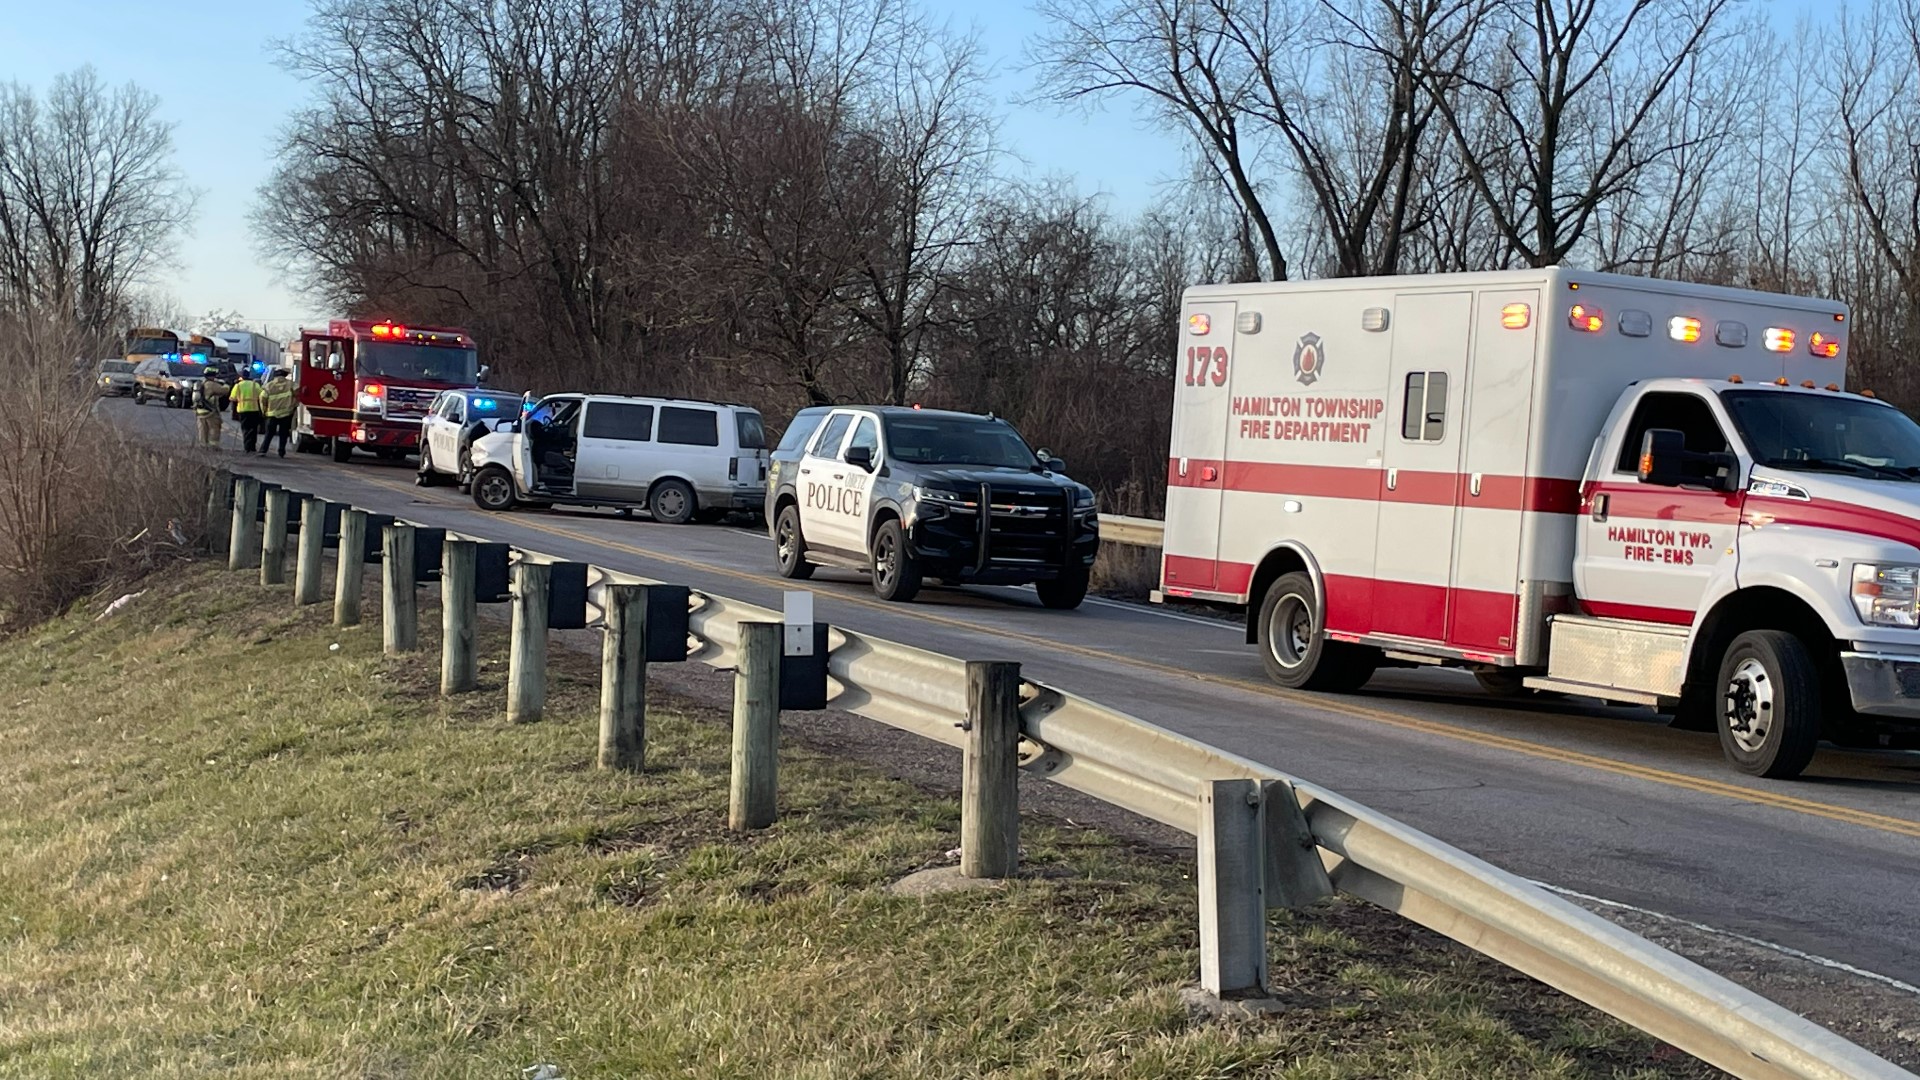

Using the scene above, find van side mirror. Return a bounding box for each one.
[1638,428,1738,491]
[845,444,875,471]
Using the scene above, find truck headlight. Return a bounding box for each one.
[1852,563,1920,627]
[357,383,386,415]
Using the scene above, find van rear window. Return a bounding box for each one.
[736,411,766,450]
[659,406,720,446]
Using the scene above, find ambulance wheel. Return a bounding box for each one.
[1716,630,1821,779]
[331,439,353,463]
[774,504,813,580]
[649,479,696,525]
[472,466,517,512]
[1258,572,1376,692]
[1035,567,1089,610]
[871,518,921,602]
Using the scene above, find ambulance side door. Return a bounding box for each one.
[1576,390,1743,622]
[796,410,861,556]
[1374,292,1471,642]
[1162,302,1237,592]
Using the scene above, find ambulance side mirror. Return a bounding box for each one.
[1639,428,1738,491]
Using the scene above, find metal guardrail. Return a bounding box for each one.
[233,476,1910,1079]
[1097,513,1164,548]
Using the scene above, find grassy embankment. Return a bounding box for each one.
[0,563,1716,1078]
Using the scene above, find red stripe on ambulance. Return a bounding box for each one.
[1171,459,1580,514]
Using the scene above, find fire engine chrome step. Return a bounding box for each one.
[1519,676,1666,707]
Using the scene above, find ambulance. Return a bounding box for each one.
[1157,267,1920,778]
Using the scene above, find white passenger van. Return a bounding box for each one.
[468,393,768,524]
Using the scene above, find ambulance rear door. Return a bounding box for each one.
[1163,300,1237,593]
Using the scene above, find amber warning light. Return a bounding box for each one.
[1187,313,1211,336]
[1568,304,1603,333]
[1500,303,1530,329]
[1810,331,1841,358]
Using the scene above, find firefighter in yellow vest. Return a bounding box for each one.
[193,371,230,448]
[231,373,265,453]
[260,371,297,458]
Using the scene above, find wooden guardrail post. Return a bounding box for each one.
[205,468,232,555]
[441,539,477,694]
[599,583,648,770]
[228,477,261,570]
[382,524,417,653]
[260,487,290,585]
[507,561,550,722]
[729,621,781,828]
[334,509,367,627]
[961,660,1021,878]
[1198,778,1268,997]
[294,497,328,606]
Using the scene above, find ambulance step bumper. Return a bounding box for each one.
[1522,676,1665,707]
[1840,650,1920,719]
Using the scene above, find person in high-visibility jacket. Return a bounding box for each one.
[260,371,297,458]
[231,373,265,453]
[193,372,230,448]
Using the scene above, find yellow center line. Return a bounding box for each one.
[355,470,1920,841]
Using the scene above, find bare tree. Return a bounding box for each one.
[0,67,194,344]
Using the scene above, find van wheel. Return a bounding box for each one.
[331,439,353,463]
[775,504,814,580]
[472,466,517,512]
[871,519,921,602]
[1717,630,1821,778]
[1258,572,1377,692]
[649,479,695,525]
[1035,567,1089,610]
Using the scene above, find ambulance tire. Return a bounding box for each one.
[774,503,814,580]
[871,518,922,602]
[1715,630,1821,779]
[1259,572,1377,692]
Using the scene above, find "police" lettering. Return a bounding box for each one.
[806,482,863,517]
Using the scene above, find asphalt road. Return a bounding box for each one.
[113,399,1920,991]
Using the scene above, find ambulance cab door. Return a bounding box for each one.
[1162,301,1237,593]
[1576,389,1743,623]
[1374,293,1471,642]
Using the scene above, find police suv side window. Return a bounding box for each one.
[658,406,719,446]
[844,417,880,462]
[1614,392,1729,473]
[811,413,854,457]
[1400,372,1449,442]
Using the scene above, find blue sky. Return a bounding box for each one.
[2,0,1824,337]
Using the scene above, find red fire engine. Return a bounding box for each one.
[294,319,487,462]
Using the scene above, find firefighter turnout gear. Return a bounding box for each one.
[261,374,296,457]
[194,375,230,448]
[232,376,265,453]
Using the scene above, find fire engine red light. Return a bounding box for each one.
[393,325,408,337]
[371,324,391,337]
[363,382,385,396]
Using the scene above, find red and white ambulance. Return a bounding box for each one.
[1157,267,1920,778]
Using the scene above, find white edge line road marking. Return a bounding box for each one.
[1535,881,1920,998]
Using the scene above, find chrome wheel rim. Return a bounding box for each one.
[1266,592,1313,669]
[875,531,896,587]
[477,474,511,508]
[1723,657,1774,754]
[777,512,799,565]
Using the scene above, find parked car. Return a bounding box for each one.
[132,357,207,408]
[767,406,1098,607]
[96,359,136,396]
[468,394,769,523]
[416,387,525,490]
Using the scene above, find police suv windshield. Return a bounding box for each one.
[1722,389,1920,478]
[883,415,1038,469]
[359,341,478,384]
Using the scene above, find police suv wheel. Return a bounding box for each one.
[416,444,441,486]
[775,504,814,580]
[1035,568,1089,610]
[871,519,921,602]
[472,466,517,512]
[649,479,695,525]
[1258,572,1377,692]
[1716,630,1821,779]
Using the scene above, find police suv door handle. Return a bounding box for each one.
[831,473,845,481]
[1591,493,1609,522]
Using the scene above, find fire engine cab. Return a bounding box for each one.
[1158,267,1920,778]
[296,319,487,462]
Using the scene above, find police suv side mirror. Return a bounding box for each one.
[845,444,875,472]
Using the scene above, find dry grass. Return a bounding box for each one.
[1092,540,1161,601]
[0,563,1718,1078]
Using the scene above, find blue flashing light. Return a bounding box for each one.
[472,397,499,413]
